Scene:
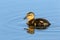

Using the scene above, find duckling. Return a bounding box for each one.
[24,12,51,34]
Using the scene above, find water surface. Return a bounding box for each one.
[0,0,60,40]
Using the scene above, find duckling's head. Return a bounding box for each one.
[24,12,35,21]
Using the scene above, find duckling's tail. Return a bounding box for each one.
[48,22,51,26]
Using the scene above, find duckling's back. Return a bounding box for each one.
[34,18,51,29]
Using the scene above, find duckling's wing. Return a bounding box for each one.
[35,18,50,23]
[35,18,51,27]
[33,18,51,29]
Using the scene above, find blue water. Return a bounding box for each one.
[0,0,60,40]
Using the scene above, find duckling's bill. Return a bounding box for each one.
[24,16,27,20]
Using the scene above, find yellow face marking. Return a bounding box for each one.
[27,13,35,21]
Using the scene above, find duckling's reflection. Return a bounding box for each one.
[24,12,51,34]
